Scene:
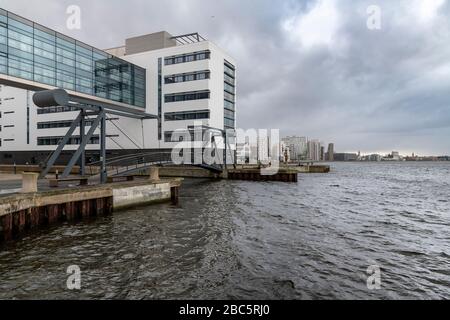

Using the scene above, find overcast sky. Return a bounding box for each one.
[1,0,450,155]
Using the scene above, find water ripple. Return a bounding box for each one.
[0,162,449,299]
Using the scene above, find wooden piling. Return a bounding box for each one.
[171,187,179,205]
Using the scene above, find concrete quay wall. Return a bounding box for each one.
[0,179,182,243]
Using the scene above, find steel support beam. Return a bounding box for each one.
[79,111,86,176]
[39,113,83,179]
[100,109,107,184]
[61,111,104,178]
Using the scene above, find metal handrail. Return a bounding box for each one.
[87,148,225,178]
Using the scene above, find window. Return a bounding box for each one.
[164,110,210,121]
[224,83,235,94]
[165,90,210,103]
[164,70,210,84]
[224,109,235,120]
[224,92,235,103]
[164,50,210,66]
[224,100,235,111]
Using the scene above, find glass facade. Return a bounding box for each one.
[0,9,146,108]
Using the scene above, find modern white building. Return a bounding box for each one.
[0,27,236,164]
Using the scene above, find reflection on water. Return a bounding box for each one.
[0,162,449,299]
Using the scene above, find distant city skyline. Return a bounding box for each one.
[282,135,449,158]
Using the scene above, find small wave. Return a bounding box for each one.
[393,250,426,257]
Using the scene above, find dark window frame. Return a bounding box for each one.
[165,90,210,103]
[164,110,210,121]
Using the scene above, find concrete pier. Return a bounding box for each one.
[0,178,182,243]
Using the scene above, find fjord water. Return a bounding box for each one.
[0,162,449,299]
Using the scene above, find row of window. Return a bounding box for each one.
[164,50,210,66]
[165,90,210,103]
[158,57,162,140]
[224,61,236,78]
[165,70,210,84]
[224,60,236,130]
[37,106,79,114]
[37,120,95,129]
[163,131,195,143]
[37,135,99,146]
[165,110,210,121]
[36,118,118,129]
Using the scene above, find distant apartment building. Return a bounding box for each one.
[327,143,334,161]
[307,139,321,161]
[281,136,307,161]
[0,8,236,164]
